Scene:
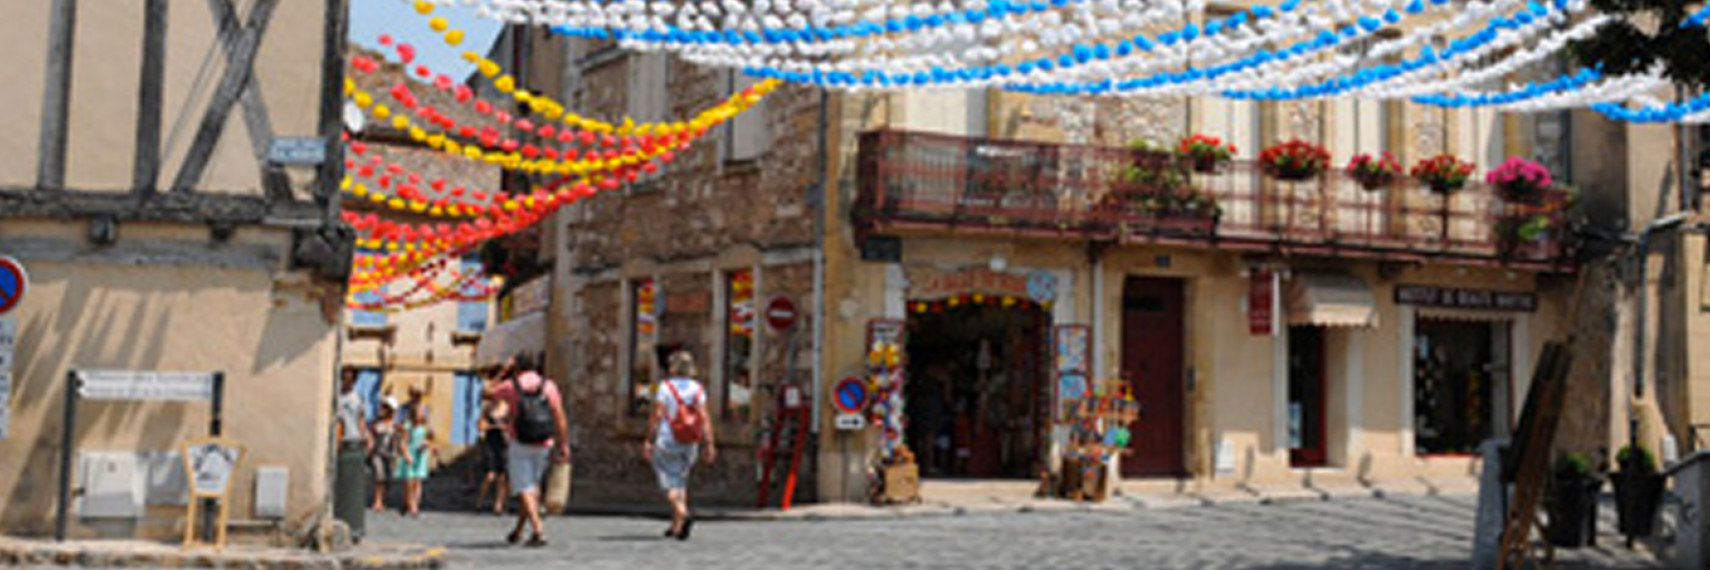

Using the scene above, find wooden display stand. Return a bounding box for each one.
[182,437,245,550]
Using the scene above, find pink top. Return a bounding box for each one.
[488,372,563,446]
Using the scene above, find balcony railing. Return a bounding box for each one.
[855,129,1574,270]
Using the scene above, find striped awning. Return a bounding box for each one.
[1286,272,1378,328]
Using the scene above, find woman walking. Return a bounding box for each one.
[645,351,716,540]
[368,402,399,512]
[395,403,434,517]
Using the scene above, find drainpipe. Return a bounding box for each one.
[1629,212,1691,456]
[811,88,828,439]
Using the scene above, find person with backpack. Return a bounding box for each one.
[645,350,716,540]
[484,354,568,547]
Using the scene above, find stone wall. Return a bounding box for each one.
[555,44,824,507]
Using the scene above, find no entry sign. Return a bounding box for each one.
[0,256,27,316]
[766,295,798,331]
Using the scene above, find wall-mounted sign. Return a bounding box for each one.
[766,296,799,331]
[265,137,327,166]
[1249,270,1276,336]
[905,267,1058,303]
[0,317,12,440]
[1394,285,1537,312]
[505,276,551,320]
[0,256,27,316]
[832,376,870,414]
[860,234,903,263]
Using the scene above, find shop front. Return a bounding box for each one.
[902,266,1062,479]
[1395,284,1535,458]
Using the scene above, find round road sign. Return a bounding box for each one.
[832,376,869,414]
[766,295,798,331]
[0,256,26,315]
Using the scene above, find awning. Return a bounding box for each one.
[1286,272,1378,328]
[474,311,546,368]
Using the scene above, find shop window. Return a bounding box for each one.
[1414,319,1510,455]
[450,372,483,446]
[351,290,386,327]
[456,256,487,333]
[723,270,756,420]
[628,279,659,415]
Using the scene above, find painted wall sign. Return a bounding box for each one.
[1394,285,1537,312]
[905,267,1058,302]
[664,290,712,314]
[1249,270,1276,336]
[0,256,28,316]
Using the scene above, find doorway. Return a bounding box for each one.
[905,302,1050,479]
[1288,326,1328,467]
[1121,276,1187,478]
[1414,319,1511,455]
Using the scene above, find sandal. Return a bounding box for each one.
[525,534,548,548]
[676,518,693,541]
[506,528,523,545]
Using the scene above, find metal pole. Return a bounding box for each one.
[209,372,225,436]
[811,88,829,438]
[55,371,78,542]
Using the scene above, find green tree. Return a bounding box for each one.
[1570,0,1710,89]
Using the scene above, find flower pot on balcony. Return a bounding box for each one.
[1269,167,1321,182]
[1425,180,1466,195]
[1353,174,1394,192]
[1190,155,1223,174]
[1499,182,1546,206]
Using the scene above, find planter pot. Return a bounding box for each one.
[1269,168,1321,182]
[1613,471,1664,538]
[1500,185,1546,205]
[1545,475,1599,547]
[1354,176,1394,192]
[1190,155,1223,174]
[1425,180,1465,195]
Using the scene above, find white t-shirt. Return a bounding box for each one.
[654,377,705,447]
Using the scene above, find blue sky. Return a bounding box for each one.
[349,0,506,82]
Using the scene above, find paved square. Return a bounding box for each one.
[363,494,1663,570]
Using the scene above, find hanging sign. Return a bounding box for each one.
[0,256,27,316]
[1249,270,1276,336]
[1394,285,1537,312]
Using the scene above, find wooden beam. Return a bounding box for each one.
[0,186,319,225]
[169,0,279,194]
[205,0,292,203]
[317,0,351,222]
[36,0,78,192]
[132,0,168,196]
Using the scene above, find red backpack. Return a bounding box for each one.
[663,381,705,443]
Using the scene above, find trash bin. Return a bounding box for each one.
[1669,451,1710,570]
[334,442,367,541]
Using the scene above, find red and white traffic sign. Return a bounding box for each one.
[0,256,27,316]
[766,295,798,331]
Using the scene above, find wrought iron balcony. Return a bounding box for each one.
[854,129,1574,271]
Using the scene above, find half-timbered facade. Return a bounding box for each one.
[0,0,349,539]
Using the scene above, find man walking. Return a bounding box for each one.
[485,354,568,547]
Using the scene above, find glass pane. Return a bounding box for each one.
[725,270,755,420]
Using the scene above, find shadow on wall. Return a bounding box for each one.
[0,265,306,535]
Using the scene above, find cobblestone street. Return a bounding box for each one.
[362,494,1662,570]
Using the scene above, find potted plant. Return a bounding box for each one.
[1486,157,1554,205]
[1178,133,1236,173]
[1612,444,1664,539]
[1545,451,1599,547]
[1410,154,1476,195]
[1347,152,1403,192]
[1259,139,1331,181]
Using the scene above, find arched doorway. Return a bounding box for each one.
[904,299,1051,479]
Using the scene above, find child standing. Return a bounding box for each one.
[395,404,434,517]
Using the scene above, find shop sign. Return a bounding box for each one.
[665,290,712,314]
[1394,285,1537,312]
[1249,270,1276,336]
[503,276,551,322]
[77,370,216,402]
[905,267,1058,303]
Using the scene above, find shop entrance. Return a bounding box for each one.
[1414,318,1512,455]
[905,301,1050,479]
[1121,276,1188,478]
[1288,326,1328,467]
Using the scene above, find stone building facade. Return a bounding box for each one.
[550,44,824,506]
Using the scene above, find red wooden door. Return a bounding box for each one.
[1121,276,1187,478]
